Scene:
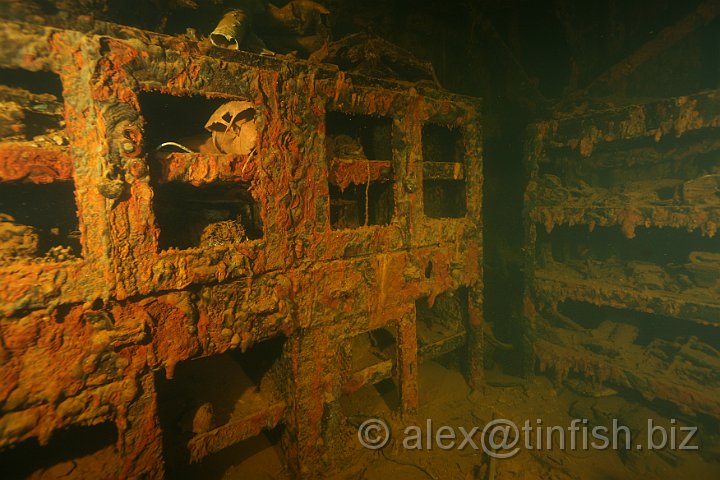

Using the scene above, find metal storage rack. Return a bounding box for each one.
[524,91,720,418]
[0,18,483,478]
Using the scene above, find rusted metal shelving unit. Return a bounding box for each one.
[0,17,483,478]
[524,91,720,418]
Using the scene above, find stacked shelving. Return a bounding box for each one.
[524,90,720,417]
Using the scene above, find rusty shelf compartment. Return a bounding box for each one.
[534,270,720,325]
[157,338,290,468]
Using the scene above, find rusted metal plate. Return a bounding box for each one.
[0,144,73,183]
